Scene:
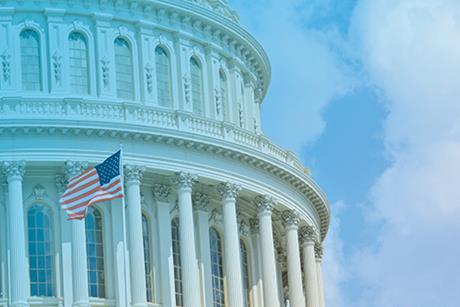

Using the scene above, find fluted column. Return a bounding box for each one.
[249,219,264,306]
[282,211,305,307]
[3,161,29,307]
[153,184,175,307]
[300,226,319,307]
[172,172,200,307]
[218,182,245,307]
[65,161,90,307]
[124,165,148,307]
[255,195,280,307]
[315,243,325,307]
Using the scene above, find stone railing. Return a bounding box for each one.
[0,98,311,176]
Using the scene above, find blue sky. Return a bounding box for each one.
[231,0,460,306]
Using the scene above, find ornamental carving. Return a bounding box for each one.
[52,51,62,84]
[172,172,197,190]
[183,74,191,104]
[144,63,153,93]
[1,51,11,82]
[238,103,244,128]
[100,56,110,88]
[2,161,26,179]
[64,161,88,179]
[314,242,324,260]
[300,225,317,243]
[192,192,209,211]
[239,219,250,237]
[32,184,47,201]
[249,218,259,233]
[214,87,221,115]
[254,194,274,214]
[124,165,145,183]
[282,210,300,228]
[217,182,241,200]
[55,174,68,195]
[209,208,223,225]
[152,184,171,202]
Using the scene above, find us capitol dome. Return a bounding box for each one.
[0,0,330,307]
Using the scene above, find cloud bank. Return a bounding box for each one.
[327,1,460,306]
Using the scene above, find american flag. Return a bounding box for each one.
[60,150,124,220]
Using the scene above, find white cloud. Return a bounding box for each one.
[231,0,355,153]
[343,0,460,306]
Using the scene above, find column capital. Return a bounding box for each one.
[282,210,300,228]
[315,242,324,261]
[172,171,197,191]
[124,165,145,184]
[152,184,171,202]
[64,160,88,179]
[239,219,250,237]
[2,161,26,180]
[192,192,209,211]
[254,194,274,216]
[55,174,68,195]
[300,225,317,245]
[249,218,259,234]
[217,182,242,200]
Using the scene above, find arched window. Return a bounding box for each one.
[240,240,251,307]
[114,37,134,100]
[210,227,225,307]
[190,57,204,115]
[28,205,55,297]
[142,214,154,302]
[20,29,42,91]
[68,32,90,94]
[171,218,183,306]
[219,70,228,120]
[86,207,105,298]
[155,46,172,107]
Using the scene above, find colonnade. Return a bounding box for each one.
[1,161,325,307]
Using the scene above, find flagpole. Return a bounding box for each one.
[119,144,130,306]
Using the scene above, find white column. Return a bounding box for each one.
[124,165,148,307]
[255,195,280,307]
[65,161,90,307]
[172,172,200,307]
[315,243,325,307]
[152,184,175,307]
[218,182,245,307]
[300,226,319,307]
[249,219,264,307]
[282,211,305,307]
[192,193,213,307]
[3,161,29,307]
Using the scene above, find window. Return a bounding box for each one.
[28,205,55,297]
[210,228,225,307]
[240,240,251,307]
[155,46,172,107]
[219,70,228,120]
[171,218,183,306]
[143,214,154,302]
[114,37,134,99]
[20,29,41,91]
[69,32,90,94]
[86,207,105,298]
[190,57,204,115]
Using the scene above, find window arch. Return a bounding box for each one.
[68,32,90,94]
[210,227,225,307]
[155,46,172,107]
[240,239,251,307]
[190,57,204,115]
[20,29,42,91]
[142,213,154,302]
[28,204,55,297]
[114,37,134,100]
[86,207,105,298]
[171,218,183,306]
[219,70,228,121]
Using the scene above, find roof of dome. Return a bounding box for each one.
[187,0,239,22]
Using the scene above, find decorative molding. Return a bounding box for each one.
[124,165,145,183]
[100,56,110,88]
[2,161,26,179]
[183,74,191,104]
[1,50,11,82]
[192,192,209,211]
[314,242,323,260]
[152,184,171,202]
[144,63,154,93]
[172,171,197,190]
[217,182,241,200]
[52,51,62,84]
[31,184,48,201]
